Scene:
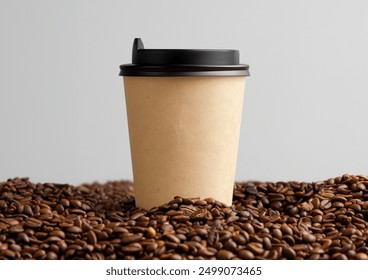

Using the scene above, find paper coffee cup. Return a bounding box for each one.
[120,38,250,209]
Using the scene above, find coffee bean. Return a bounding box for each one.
[282,247,296,259]
[9,244,21,252]
[247,242,264,255]
[273,228,283,240]
[121,234,143,244]
[111,226,127,233]
[164,233,180,243]
[171,215,190,222]
[311,197,320,209]
[283,235,295,246]
[70,199,82,208]
[24,219,42,228]
[216,249,234,260]
[86,230,97,244]
[238,249,255,260]
[207,231,218,246]
[355,252,368,260]
[34,249,46,259]
[194,228,207,236]
[341,228,356,236]
[321,199,332,209]
[49,230,65,239]
[245,186,258,194]
[199,247,216,257]
[309,253,320,260]
[23,205,33,216]
[45,236,61,242]
[303,233,316,243]
[232,234,246,245]
[66,226,82,234]
[59,198,70,207]
[224,239,237,252]
[16,232,29,243]
[270,201,283,211]
[194,200,207,206]
[121,243,142,253]
[146,227,156,238]
[312,215,323,223]
[190,235,202,242]
[263,237,272,250]
[46,251,58,260]
[130,211,145,220]
[2,249,16,259]
[169,253,182,260]
[281,223,293,236]
[287,206,298,216]
[218,231,232,242]
[9,224,24,233]
[241,223,254,234]
[145,243,158,252]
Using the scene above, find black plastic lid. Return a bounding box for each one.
[119,38,250,77]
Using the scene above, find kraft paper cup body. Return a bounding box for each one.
[123,76,246,209]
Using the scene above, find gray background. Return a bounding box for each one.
[1,0,368,185]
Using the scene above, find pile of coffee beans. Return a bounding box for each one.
[1,174,367,260]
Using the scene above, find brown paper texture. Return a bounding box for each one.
[123,76,246,209]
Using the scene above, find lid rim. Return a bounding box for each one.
[120,64,250,69]
[120,64,250,77]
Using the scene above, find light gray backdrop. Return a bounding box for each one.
[1,0,368,185]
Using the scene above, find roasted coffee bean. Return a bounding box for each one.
[87,230,97,244]
[46,236,61,242]
[273,228,283,240]
[164,233,181,243]
[282,247,296,259]
[2,249,16,259]
[66,226,82,234]
[145,242,158,252]
[23,205,33,216]
[146,227,156,238]
[24,219,42,228]
[247,242,264,255]
[355,252,368,260]
[216,249,234,260]
[224,239,237,252]
[245,186,258,194]
[232,234,246,245]
[303,233,316,243]
[9,225,24,233]
[281,224,293,236]
[171,215,190,222]
[16,232,30,243]
[45,251,58,260]
[270,201,283,211]
[199,247,216,257]
[130,211,145,220]
[34,249,46,259]
[49,230,65,239]
[341,228,356,236]
[9,244,21,252]
[70,199,82,208]
[207,231,218,246]
[194,200,207,206]
[241,223,254,234]
[263,237,272,250]
[238,249,255,260]
[121,234,143,244]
